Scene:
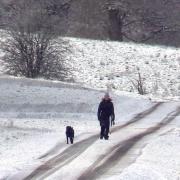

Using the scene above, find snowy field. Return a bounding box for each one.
[0,31,180,100]
[66,38,180,100]
[0,76,179,180]
[0,33,179,179]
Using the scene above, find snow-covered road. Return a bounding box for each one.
[80,107,180,180]
[0,77,179,180]
[7,102,179,180]
[20,103,162,180]
[45,103,180,180]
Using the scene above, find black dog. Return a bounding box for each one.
[66,126,74,144]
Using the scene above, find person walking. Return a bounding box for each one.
[97,92,115,140]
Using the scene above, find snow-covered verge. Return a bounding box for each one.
[0,76,152,179]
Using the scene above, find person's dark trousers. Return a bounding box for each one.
[100,121,110,139]
[100,125,106,139]
[66,136,69,144]
[67,137,74,144]
[104,123,110,139]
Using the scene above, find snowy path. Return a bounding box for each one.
[15,102,162,180]
[44,103,179,180]
[23,135,99,180]
[78,107,180,180]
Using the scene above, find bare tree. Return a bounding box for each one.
[131,71,146,95]
[1,0,71,81]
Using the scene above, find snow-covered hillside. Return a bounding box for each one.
[0,33,179,180]
[67,38,180,100]
[0,30,179,99]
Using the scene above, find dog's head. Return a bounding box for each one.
[66,126,71,131]
[66,126,74,133]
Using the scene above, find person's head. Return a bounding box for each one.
[104,92,110,100]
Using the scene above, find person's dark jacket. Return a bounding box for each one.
[97,98,115,124]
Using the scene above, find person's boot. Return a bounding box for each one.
[104,135,109,140]
[100,135,103,139]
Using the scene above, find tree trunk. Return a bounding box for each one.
[108,9,123,41]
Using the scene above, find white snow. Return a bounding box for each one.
[0,76,179,180]
[46,102,180,180]
[0,76,152,179]
[0,33,179,180]
[66,38,180,100]
[106,127,180,180]
[0,31,180,100]
[98,106,180,180]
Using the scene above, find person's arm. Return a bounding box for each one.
[97,102,102,121]
[111,102,115,123]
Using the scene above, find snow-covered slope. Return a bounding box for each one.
[67,38,180,100]
[0,31,179,99]
[0,75,151,119]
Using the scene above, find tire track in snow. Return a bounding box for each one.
[111,102,162,133]
[78,107,180,180]
[38,132,89,160]
[23,102,162,180]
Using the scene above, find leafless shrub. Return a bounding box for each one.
[1,0,72,81]
[1,32,71,80]
[131,71,146,95]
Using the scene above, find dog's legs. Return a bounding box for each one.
[70,137,73,144]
